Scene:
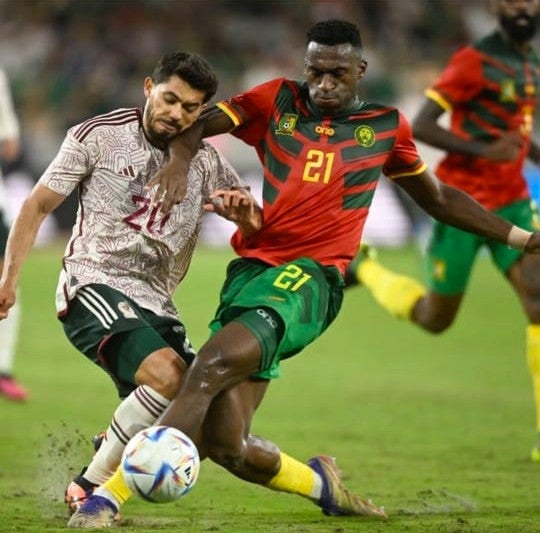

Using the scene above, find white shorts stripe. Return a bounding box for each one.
[76,293,113,329]
[79,286,119,322]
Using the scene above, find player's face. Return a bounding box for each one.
[143,75,206,148]
[304,42,367,116]
[496,0,539,43]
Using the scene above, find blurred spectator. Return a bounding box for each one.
[0,67,27,400]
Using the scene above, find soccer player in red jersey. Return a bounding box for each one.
[345,1,540,461]
[73,18,540,526]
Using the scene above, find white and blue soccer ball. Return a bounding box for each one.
[121,425,200,503]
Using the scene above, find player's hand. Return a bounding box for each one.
[145,159,189,215]
[0,286,16,320]
[483,131,523,162]
[204,188,262,237]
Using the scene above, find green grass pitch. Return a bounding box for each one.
[1,242,539,532]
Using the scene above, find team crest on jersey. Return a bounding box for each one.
[354,125,376,147]
[118,301,137,319]
[500,79,516,102]
[275,114,298,135]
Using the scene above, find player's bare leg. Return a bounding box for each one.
[203,380,386,517]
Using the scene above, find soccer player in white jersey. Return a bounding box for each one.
[0,67,27,401]
[0,51,262,515]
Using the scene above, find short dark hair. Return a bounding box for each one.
[151,51,218,103]
[306,19,362,50]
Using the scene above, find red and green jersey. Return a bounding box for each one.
[217,78,425,274]
[427,31,540,210]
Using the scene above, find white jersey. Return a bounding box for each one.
[0,68,19,142]
[39,107,245,319]
[0,68,20,213]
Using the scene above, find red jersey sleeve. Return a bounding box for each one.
[383,112,426,178]
[428,46,484,108]
[216,78,285,146]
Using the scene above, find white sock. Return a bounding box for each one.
[83,385,170,485]
[0,298,20,375]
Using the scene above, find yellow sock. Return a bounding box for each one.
[359,258,426,319]
[526,325,540,433]
[102,467,132,506]
[266,453,319,499]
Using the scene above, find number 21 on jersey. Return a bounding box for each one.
[303,149,335,184]
[273,264,312,292]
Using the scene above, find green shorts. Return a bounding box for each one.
[60,284,195,398]
[426,199,534,295]
[0,208,8,256]
[209,257,344,380]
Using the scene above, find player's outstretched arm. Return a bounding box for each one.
[0,184,65,319]
[394,169,538,252]
[147,106,237,213]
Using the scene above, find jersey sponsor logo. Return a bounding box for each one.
[275,114,298,135]
[256,308,279,329]
[315,125,335,136]
[500,79,516,102]
[354,125,376,147]
[118,301,138,319]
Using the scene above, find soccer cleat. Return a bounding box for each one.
[67,495,118,529]
[0,374,28,401]
[344,244,377,287]
[65,469,96,515]
[308,455,387,517]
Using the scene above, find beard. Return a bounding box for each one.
[499,12,537,44]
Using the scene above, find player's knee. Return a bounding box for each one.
[189,346,246,395]
[413,300,456,334]
[421,317,453,334]
[207,441,245,473]
[135,351,184,399]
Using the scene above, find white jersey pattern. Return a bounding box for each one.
[39,108,245,319]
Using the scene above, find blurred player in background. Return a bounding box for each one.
[73,17,540,527]
[345,0,540,460]
[0,67,27,401]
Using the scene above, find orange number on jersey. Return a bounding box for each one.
[303,149,335,184]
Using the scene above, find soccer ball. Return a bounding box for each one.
[121,425,200,503]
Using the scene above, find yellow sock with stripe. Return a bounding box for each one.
[94,467,132,508]
[266,452,322,500]
[526,325,540,460]
[358,258,426,320]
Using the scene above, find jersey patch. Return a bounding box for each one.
[354,125,376,147]
[275,114,298,135]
